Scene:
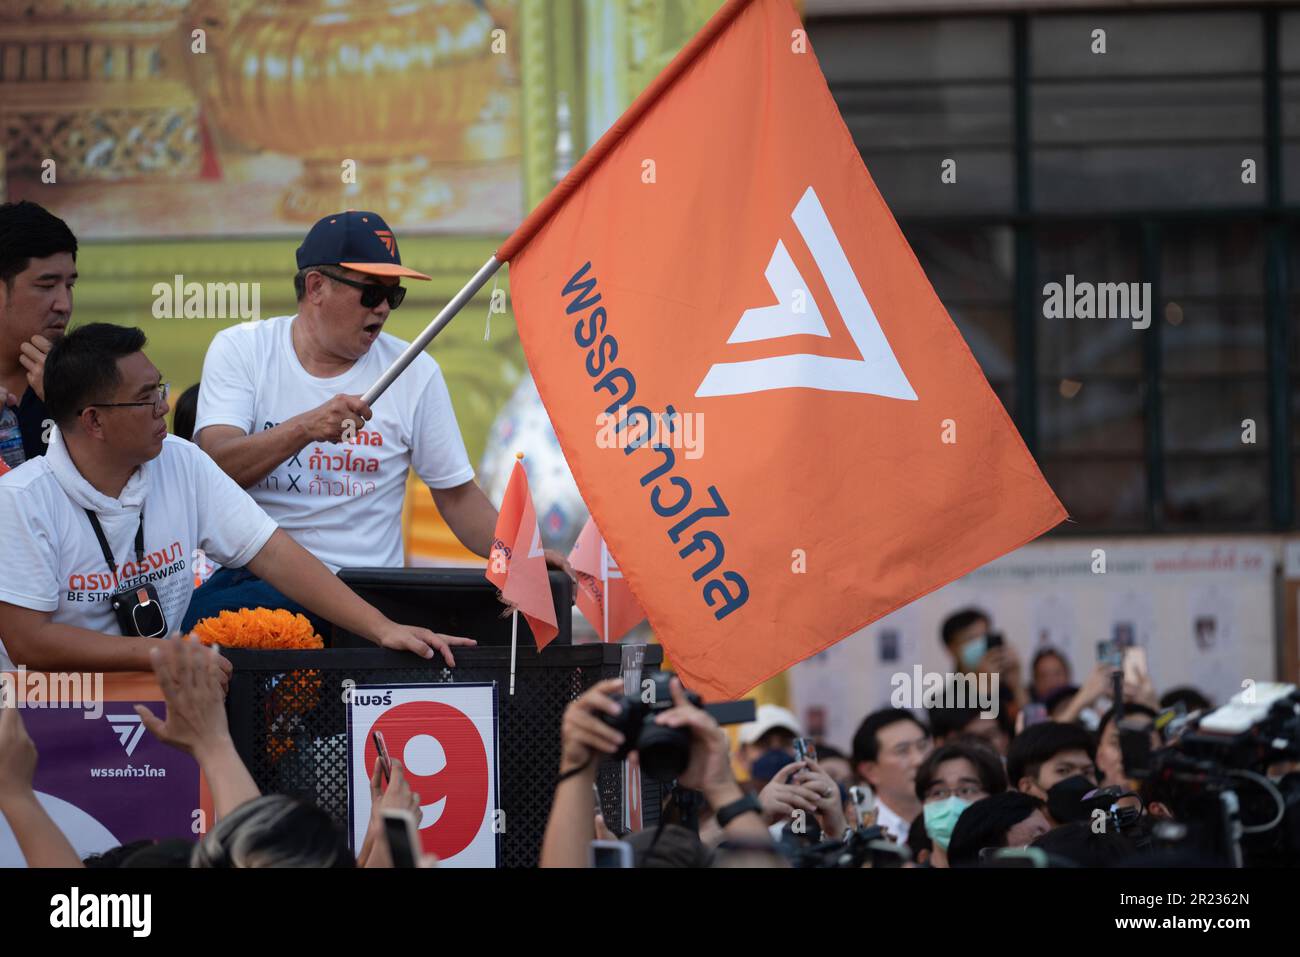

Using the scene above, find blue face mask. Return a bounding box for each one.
[959,635,988,671]
[923,796,972,851]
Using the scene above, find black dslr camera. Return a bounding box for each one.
[597,671,700,781]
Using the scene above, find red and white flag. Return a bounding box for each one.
[569,516,646,643]
[485,457,558,650]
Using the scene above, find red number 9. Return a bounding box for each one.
[365,701,489,860]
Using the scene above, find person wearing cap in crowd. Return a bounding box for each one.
[185,211,570,630]
[736,704,802,780]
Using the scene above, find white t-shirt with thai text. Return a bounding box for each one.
[194,316,474,571]
[0,429,278,667]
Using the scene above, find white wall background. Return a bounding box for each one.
[789,536,1280,753]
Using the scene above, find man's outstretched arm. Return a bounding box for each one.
[243,529,476,663]
[430,479,577,581]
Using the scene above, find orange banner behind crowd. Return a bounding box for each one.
[504,0,1065,698]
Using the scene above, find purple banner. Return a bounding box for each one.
[0,700,201,866]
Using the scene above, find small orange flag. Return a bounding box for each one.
[569,516,646,643]
[485,458,559,650]
[501,0,1065,697]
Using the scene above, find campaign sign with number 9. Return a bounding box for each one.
[348,683,499,867]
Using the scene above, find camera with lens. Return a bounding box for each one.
[597,671,701,781]
[1123,682,1300,866]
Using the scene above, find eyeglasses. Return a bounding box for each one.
[926,784,987,802]
[888,736,933,760]
[318,269,406,310]
[79,382,170,416]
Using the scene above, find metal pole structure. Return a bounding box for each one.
[361,254,504,407]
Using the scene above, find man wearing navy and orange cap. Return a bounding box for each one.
[185,211,568,630]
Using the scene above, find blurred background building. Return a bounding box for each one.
[798,0,1300,746]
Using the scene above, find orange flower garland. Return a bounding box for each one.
[190,608,326,765]
[190,607,324,650]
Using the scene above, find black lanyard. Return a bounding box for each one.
[84,509,145,576]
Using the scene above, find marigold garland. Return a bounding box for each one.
[190,608,326,764]
[190,607,324,650]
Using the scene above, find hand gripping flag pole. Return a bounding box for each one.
[361,257,504,406]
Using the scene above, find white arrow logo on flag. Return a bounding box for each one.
[697,186,918,401]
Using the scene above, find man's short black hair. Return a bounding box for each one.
[1096,702,1158,740]
[1031,646,1069,675]
[812,742,847,763]
[0,200,77,288]
[914,740,1008,802]
[946,791,1045,867]
[1042,684,1080,716]
[941,607,989,649]
[44,323,148,425]
[83,839,154,868]
[851,708,928,766]
[1159,686,1212,714]
[1030,820,1139,868]
[1005,721,1096,788]
[927,705,1015,742]
[625,823,711,868]
[293,267,313,302]
[171,382,201,442]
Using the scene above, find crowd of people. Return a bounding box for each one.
[541,606,1299,868]
[0,598,1295,868]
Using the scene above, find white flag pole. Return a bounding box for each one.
[509,608,518,696]
[363,255,504,406]
[601,539,611,644]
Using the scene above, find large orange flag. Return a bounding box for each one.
[485,458,558,650]
[502,0,1065,697]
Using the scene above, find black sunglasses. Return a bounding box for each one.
[317,269,406,309]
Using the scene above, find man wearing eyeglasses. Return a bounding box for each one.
[0,323,474,672]
[186,210,569,631]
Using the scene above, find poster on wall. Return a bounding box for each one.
[1187,583,1239,700]
[1030,591,1079,666]
[346,683,500,868]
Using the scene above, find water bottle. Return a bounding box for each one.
[0,406,25,469]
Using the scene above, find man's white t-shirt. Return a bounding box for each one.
[194,316,474,572]
[874,798,912,846]
[0,429,278,668]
